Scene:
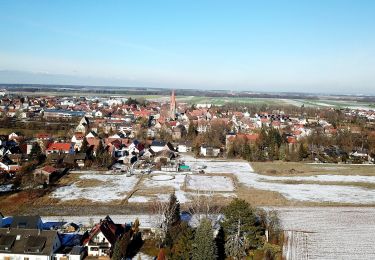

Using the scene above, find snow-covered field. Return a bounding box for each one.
[50,167,236,204]
[279,207,375,260]
[50,155,375,205]
[182,155,375,204]
[186,175,235,191]
[51,171,139,202]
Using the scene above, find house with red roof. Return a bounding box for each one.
[36,133,52,140]
[33,165,58,184]
[46,142,73,155]
[83,216,125,257]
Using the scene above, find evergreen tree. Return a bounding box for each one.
[298,143,308,161]
[30,142,42,158]
[278,144,286,161]
[80,137,89,153]
[225,230,247,260]
[227,144,236,158]
[30,142,45,164]
[242,143,252,161]
[111,233,131,260]
[96,140,105,157]
[215,227,226,260]
[112,240,122,260]
[170,222,194,260]
[223,199,264,252]
[163,193,181,245]
[187,122,198,139]
[95,140,112,166]
[268,210,282,244]
[192,219,217,260]
[166,193,180,227]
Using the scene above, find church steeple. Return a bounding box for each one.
[170,90,176,120]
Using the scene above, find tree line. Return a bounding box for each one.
[128,194,284,260]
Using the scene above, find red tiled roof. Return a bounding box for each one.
[169,121,177,127]
[42,165,57,174]
[227,133,259,142]
[46,143,71,151]
[36,133,51,139]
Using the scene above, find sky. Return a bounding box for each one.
[0,0,375,94]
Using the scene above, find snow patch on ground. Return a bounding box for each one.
[186,175,234,191]
[51,155,375,204]
[142,174,185,190]
[182,155,375,204]
[279,207,375,259]
[151,175,175,181]
[128,196,153,203]
[0,184,13,192]
[51,171,138,202]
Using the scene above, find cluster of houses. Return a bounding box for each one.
[0,92,374,178]
[0,214,144,259]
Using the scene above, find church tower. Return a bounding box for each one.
[170,90,176,120]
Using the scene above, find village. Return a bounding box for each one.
[1,90,375,259]
[0,89,374,175]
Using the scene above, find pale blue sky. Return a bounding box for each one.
[0,0,375,93]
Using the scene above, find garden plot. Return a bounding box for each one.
[182,155,375,204]
[186,175,235,192]
[130,172,236,204]
[140,174,189,203]
[51,171,139,202]
[279,207,375,260]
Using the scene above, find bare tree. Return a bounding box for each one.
[187,189,222,223]
[150,193,180,244]
[151,200,169,242]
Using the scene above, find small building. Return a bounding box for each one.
[177,142,192,153]
[161,163,179,172]
[46,143,73,155]
[150,140,166,153]
[34,166,58,184]
[63,153,87,168]
[200,146,220,157]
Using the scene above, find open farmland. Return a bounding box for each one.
[252,161,375,177]
[283,98,374,110]
[280,207,375,260]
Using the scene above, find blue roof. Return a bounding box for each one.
[151,140,166,146]
[59,233,82,247]
[1,217,13,227]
